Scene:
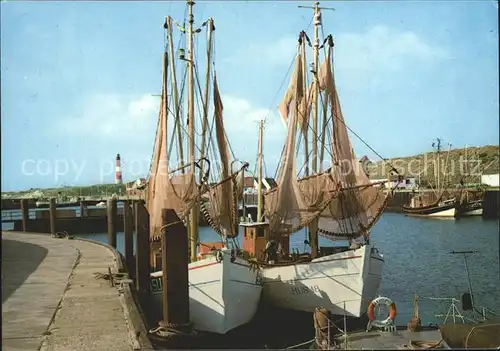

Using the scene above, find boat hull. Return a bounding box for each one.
[261,244,384,318]
[455,200,483,217]
[150,250,262,335]
[402,202,456,217]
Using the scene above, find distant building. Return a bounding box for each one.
[481,174,499,187]
[126,178,147,197]
[254,177,278,191]
[242,176,255,194]
[370,176,418,190]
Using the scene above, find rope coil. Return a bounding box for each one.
[52,231,74,240]
[148,322,197,339]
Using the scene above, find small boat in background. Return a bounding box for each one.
[402,138,457,217]
[454,146,485,218]
[403,196,457,217]
[95,201,106,207]
[455,198,483,217]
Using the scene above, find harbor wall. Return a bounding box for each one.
[13,216,126,234]
[483,190,499,219]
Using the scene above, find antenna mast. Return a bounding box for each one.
[450,250,478,319]
[432,137,442,194]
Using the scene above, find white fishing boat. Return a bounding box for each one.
[145,3,261,335]
[150,247,262,335]
[261,240,384,317]
[241,2,394,319]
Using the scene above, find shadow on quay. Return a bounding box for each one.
[1,238,48,303]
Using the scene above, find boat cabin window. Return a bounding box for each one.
[256,227,265,238]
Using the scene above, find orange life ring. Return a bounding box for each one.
[367,297,397,327]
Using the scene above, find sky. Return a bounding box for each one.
[1,0,498,191]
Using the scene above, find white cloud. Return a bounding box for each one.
[229,25,449,72]
[221,94,284,136]
[226,36,298,67]
[220,95,286,170]
[56,93,159,138]
[334,25,449,72]
[54,93,285,157]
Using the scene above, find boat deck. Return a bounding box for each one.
[333,327,448,349]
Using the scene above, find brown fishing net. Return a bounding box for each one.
[264,40,388,237]
[146,53,199,239]
[264,46,339,235]
[199,75,246,239]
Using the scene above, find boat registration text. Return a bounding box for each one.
[151,277,163,293]
[291,285,320,295]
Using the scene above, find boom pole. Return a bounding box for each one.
[257,120,264,222]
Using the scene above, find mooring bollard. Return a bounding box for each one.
[134,201,150,297]
[49,198,57,235]
[159,209,190,327]
[107,198,117,248]
[21,199,29,232]
[314,307,334,349]
[123,200,134,278]
[79,201,85,219]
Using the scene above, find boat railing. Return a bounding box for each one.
[417,295,500,324]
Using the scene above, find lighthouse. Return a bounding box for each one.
[115,154,123,184]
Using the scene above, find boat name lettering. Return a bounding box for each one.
[291,285,320,295]
[151,277,163,293]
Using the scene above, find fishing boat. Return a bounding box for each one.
[454,146,484,218]
[402,138,457,217]
[241,2,394,319]
[146,2,261,335]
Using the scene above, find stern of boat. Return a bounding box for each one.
[221,250,263,334]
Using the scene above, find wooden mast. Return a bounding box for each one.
[298,1,334,259]
[257,120,264,222]
[312,1,320,174]
[199,17,214,178]
[165,16,185,173]
[187,0,199,262]
[300,32,309,177]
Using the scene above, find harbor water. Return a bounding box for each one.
[2,212,499,326]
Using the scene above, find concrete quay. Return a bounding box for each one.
[1,232,152,351]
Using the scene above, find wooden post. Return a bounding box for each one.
[49,198,57,236]
[21,199,29,232]
[80,201,85,219]
[134,201,150,296]
[107,198,117,248]
[123,200,134,277]
[159,209,189,327]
